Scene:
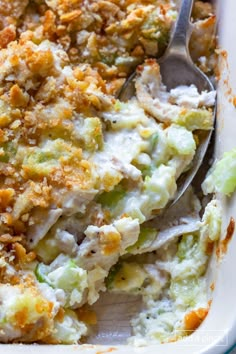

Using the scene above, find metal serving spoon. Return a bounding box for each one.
[119,0,216,205]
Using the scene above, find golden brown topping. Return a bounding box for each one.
[12,181,52,220]
[43,10,57,38]
[9,84,29,107]
[0,188,15,211]
[0,0,28,21]
[0,25,16,48]
[60,9,82,23]
[26,49,54,77]
[0,212,13,225]
[13,242,36,264]
[0,233,22,243]
[99,229,121,255]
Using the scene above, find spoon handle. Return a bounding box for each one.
[166,0,193,55]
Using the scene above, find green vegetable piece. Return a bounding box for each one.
[202,148,236,196]
[35,259,87,292]
[175,109,213,131]
[126,226,157,253]
[47,260,87,292]
[114,100,122,112]
[167,124,196,155]
[200,200,222,242]
[82,117,103,151]
[150,132,158,151]
[35,263,53,287]
[177,234,199,261]
[97,185,126,208]
[100,52,117,65]
[141,166,152,178]
[141,11,172,53]
[170,277,199,307]
[0,99,13,127]
[0,142,17,163]
[105,261,122,289]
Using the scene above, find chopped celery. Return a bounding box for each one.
[35,263,53,286]
[0,142,17,163]
[0,99,13,127]
[150,132,159,151]
[200,199,222,242]
[202,148,236,195]
[97,185,126,208]
[140,165,153,178]
[143,165,176,211]
[170,233,209,307]
[175,109,213,131]
[171,231,208,284]
[167,124,196,155]
[82,118,103,151]
[141,11,171,53]
[100,52,117,66]
[47,260,87,293]
[126,226,157,253]
[23,139,79,176]
[177,234,199,261]
[124,205,146,224]
[35,258,88,307]
[170,277,199,307]
[105,261,123,289]
[114,100,122,112]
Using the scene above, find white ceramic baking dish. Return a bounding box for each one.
[1,0,236,353]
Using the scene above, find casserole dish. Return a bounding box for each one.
[1,0,236,353]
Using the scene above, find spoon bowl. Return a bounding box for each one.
[158,52,214,92]
[118,0,216,205]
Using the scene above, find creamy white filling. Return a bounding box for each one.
[169,84,216,109]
